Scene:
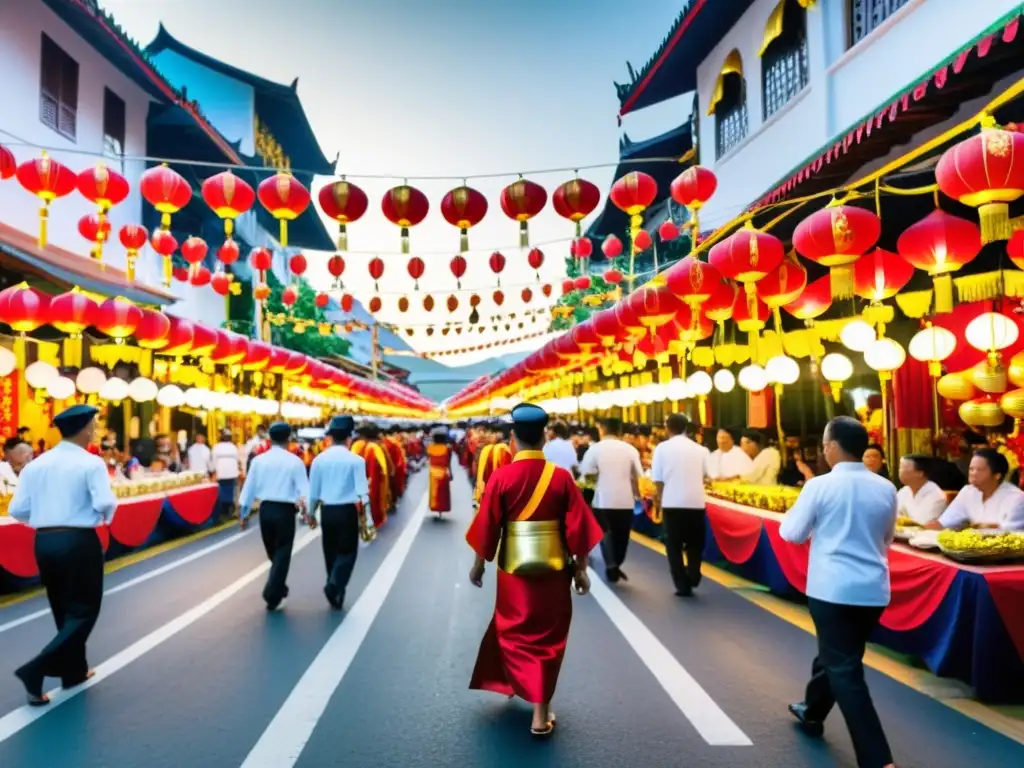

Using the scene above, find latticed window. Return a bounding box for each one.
[40,34,78,140]
[762,1,809,120]
[849,0,911,47]
[715,75,748,160]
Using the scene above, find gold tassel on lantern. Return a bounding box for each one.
[163,256,173,287]
[979,202,1011,244]
[279,220,289,248]
[62,337,83,369]
[932,273,954,314]
[338,224,348,252]
[829,264,855,300]
[401,226,410,254]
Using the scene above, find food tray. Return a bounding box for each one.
[938,545,1024,565]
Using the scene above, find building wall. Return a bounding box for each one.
[692,0,1021,230]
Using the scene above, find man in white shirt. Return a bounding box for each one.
[186,433,212,476]
[706,427,753,480]
[10,405,117,706]
[211,429,242,521]
[543,420,578,475]
[779,416,896,768]
[651,413,710,596]
[929,448,1024,531]
[239,422,310,611]
[1,439,33,495]
[896,455,947,525]
[309,415,370,610]
[579,417,643,583]
[723,429,781,486]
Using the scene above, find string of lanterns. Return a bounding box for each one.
[384,329,551,358]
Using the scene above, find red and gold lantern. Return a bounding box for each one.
[670,166,717,234]
[289,253,308,277]
[633,229,653,253]
[201,170,255,239]
[181,236,208,280]
[610,171,658,258]
[217,239,240,266]
[450,254,467,288]
[95,297,142,343]
[191,266,211,287]
[756,257,807,330]
[666,256,723,317]
[552,177,600,237]
[211,273,232,296]
[258,172,310,247]
[527,248,544,280]
[896,210,982,312]
[147,229,176,286]
[854,248,914,304]
[793,203,881,299]
[0,284,50,333]
[382,184,429,253]
[627,286,682,337]
[318,179,368,251]
[16,153,77,246]
[441,184,487,251]
[0,144,14,180]
[784,275,832,321]
[77,213,110,261]
[602,234,623,259]
[500,178,547,246]
[572,237,593,272]
[407,256,425,289]
[139,163,192,231]
[709,223,785,323]
[135,309,171,350]
[49,289,97,337]
[161,315,195,356]
[242,341,271,372]
[328,254,346,289]
[210,330,248,366]
[77,163,129,261]
[936,118,1024,243]
[368,256,385,291]
[489,251,506,285]
[659,220,679,242]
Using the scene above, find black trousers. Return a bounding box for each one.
[259,502,297,606]
[662,508,705,591]
[321,504,359,598]
[594,508,633,569]
[17,528,104,687]
[805,598,893,768]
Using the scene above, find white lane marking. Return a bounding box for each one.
[587,569,753,746]
[0,529,321,744]
[0,529,253,636]
[239,496,428,768]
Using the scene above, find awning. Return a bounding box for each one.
[706,49,744,115]
[0,222,176,306]
[760,0,816,56]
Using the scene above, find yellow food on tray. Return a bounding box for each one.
[896,516,921,528]
[707,482,801,513]
[937,529,1024,557]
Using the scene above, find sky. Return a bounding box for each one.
[102,0,692,365]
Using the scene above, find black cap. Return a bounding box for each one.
[329,415,354,439]
[54,404,98,438]
[268,422,291,442]
[511,403,548,427]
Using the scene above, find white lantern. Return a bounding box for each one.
[687,371,713,397]
[128,377,158,403]
[647,383,668,402]
[665,378,689,401]
[99,377,129,402]
[738,364,769,392]
[48,376,75,400]
[0,347,16,377]
[965,312,1019,352]
[908,326,957,365]
[25,360,58,390]
[840,320,876,352]
[864,338,907,373]
[765,355,800,385]
[156,384,185,408]
[821,353,854,383]
[713,369,736,393]
[184,387,207,409]
[75,367,107,394]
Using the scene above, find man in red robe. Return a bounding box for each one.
[466,403,604,737]
[426,429,453,516]
[351,424,392,528]
[473,424,512,505]
[383,427,408,501]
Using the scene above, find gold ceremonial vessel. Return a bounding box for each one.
[499,520,567,575]
[359,512,377,543]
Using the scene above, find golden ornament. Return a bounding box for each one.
[937,371,976,401]
[1000,388,1024,420]
[1008,351,1024,389]
[958,397,1006,428]
[970,361,1008,394]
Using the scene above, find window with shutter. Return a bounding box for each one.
[762,1,809,120]
[715,76,748,160]
[103,88,126,158]
[39,34,79,141]
[849,0,911,48]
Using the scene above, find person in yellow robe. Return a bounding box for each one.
[351,424,393,528]
[474,424,512,504]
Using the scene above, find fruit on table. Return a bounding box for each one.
[896,516,921,528]
[937,529,1024,553]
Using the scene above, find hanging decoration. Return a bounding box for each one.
[493,290,505,307]
[709,223,784,330]
[609,171,658,279]
[398,297,410,313]
[423,294,435,312]
[489,251,507,286]
[191,266,211,287]
[521,287,533,304]
[572,237,592,272]
[499,177,547,247]
[450,254,467,289]
[181,236,209,281]
[211,273,231,296]
[633,229,653,253]
[659,220,679,242]
[407,256,425,290]
[50,288,97,367]
[281,286,298,307]
[853,248,914,305]
[77,213,110,262]
[328,254,346,289]
[602,234,624,259]
[0,284,49,334]
[95,297,143,343]
[896,209,982,313]
[0,144,14,179]
[792,202,880,299]
[16,153,77,246]
[289,253,308,278]
[755,257,807,331]
[552,176,600,237]
[447,295,459,313]
[381,183,429,253]
[139,163,192,233]
[76,163,129,262]
[440,183,488,252]
[368,256,385,291]
[527,248,545,281]
[561,279,575,296]
[258,172,310,247]
[670,166,717,237]
[340,293,355,313]
[573,275,591,291]
[250,247,273,303]
[135,309,171,350]
[201,170,255,239]
[369,296,383,314]
[1010,229,1024,271]
[318,179,368,251]
[603,268,623,285]
[150,229,179,287]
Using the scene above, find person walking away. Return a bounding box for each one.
[426,428,453,516]
[351,424,393,528]
[473,424,512,504]
[467,403,603,736]
[651,414,710,596]
[239,422,310,611]
[543,420,578,475]
[308,416,371,610]
[212,429,242,520]
[780,416,897,768]
[241,424,268,472]
[10,405,117,706]
[579,417,643,583]
[187,432,212,475]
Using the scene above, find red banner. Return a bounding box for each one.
[0,372,18,440]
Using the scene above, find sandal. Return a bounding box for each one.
[530,713,557,737]
[62,669,97,690]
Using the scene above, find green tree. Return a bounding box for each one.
[249,271,352,358]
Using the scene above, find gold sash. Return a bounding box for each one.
[499,461,566,575]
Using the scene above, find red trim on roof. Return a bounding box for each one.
[619,0,708,118]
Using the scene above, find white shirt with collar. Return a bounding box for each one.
[707,445,753,479]
[938,482,1024,530]
[651,435,710,509]
[579,437,643,510]
[0,461,18,494]
[212,441,241,480]
[309,445,370,509]
[8,441,117,529]
[543,437,578,473]
[742,446,782,486]
[238,446,309,518]
[896,481,947,525]
[780,462,898,607]
[187,442,212,474]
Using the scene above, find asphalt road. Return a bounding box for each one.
[0,468,1020,768]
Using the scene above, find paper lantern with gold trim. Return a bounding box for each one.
[118,224,148,282]
[1009,229,1024,272]
[161,315,195,356]
[382,184,429,253]
[783,274,831,321]
[853,247,914,304]
[793,204,880,299]
[49,289,98,337]
[670,166,717,232]
[627,286,682,337]
[702,276,739,326]
[937,371,976,402]
[258,172,310,247]
[666,256,722,318]
[134,309,171,350]
[936,119,1024,243]
[500,178,547,247]
[0,144,14,180]
[77,163,129,262]
[242,341,271,372]
[95,297,142,342]
[756,257,807,330]
[441,185,488,252]
[610,171,658,245]
[552,177,600,237]
[318,179,368,251]
[0,284,50,333]
[190,324,218,357]
[709,223,784,294]
[210,330,249,366]
[202,170,255,239]
[896,210,982,312]
[959,396,1006,428]
[16,153,77,246]
[733,290,771,333]
[1000,389,1024,420]
[139,163,192,231]
[1008,350,1024,389]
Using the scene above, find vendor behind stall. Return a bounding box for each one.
[707,427,753,480]
[719,430,781,486]
[926,448,1024,531]
[896,455,947,525]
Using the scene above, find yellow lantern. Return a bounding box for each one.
[959,397,1006,428]
[937,371,976,401]
[1001,389,1024,420]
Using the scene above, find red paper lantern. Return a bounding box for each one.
[117,224,148,282]
[318,180,368,251]
[139,163,192,231]
[732,291,771,333]
[210,330,248,365]
[77,163,129,248]
[561,279,575,296]
[896,209,982,312]
[1010,229,1024,271]
[267,346,290,374]
[0,284,49,334]
[201,170,255,238]
[95,297,142,342]
[793,204,881,299]
[610,171,658,247]
[854,248,915,303]
[666,256,723,310]
[48,289,98,337]
[603,269,623,285]
[191,324,218,357]
[242,341,271,372]
[552,177,600,236]
[78,213,111,261]
[627,286,682,335]
[310,292,328,310]
[702,277,739,326]
[181,236,208,265]
[936,120,1024,243]
[493,290,505,307]
[217,239,240,265]
[368,256,385,291]
[281,286,298,307]
[161,315,195,356]
[447,295,459,313]
[602,234,624,259]
[423,294,435,312]
[340,293,354,313]
[381,184,429,253]
[591,308,621,348]
[0,144,14,180]
[407,256,425,289]
[521,287,533,304]
[289,253,308,276]
[709,223,785,286]
[500,178,547,246]
[441,185,488,252]
[633,229,653,253]
[756,258,807,329]
[250,247,273,273]
[542,283,552,297]
[16,153,77,246]
[573,276,591,291]
[173,266,190,283]
[135,309,171,349]
[527,248,545,280]
[191,266,211,287]
[784,275,832,321]
[211,272,232,296]
[659,220,679,242]
[328,254,346,289]
[489,251,506,287]
[573,237,593,260]
[369,296,382,314]
[670,165,717,234]
[149,229,179,287]
[258,172,310,247]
